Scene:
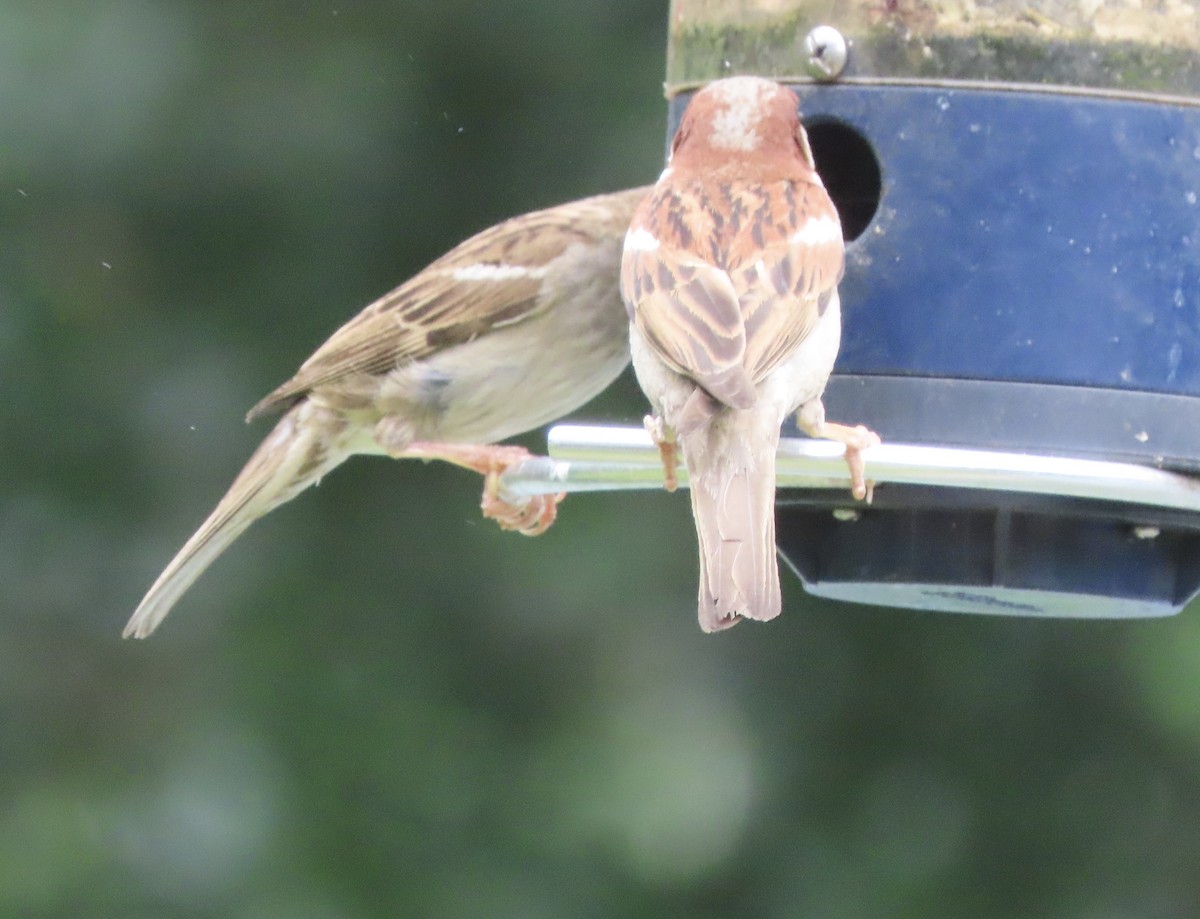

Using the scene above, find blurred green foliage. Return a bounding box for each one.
[5,3,1200,917]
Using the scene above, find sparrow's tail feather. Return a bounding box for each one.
[681,411,782,632]
[124,401,347,639]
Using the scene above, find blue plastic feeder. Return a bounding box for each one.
[661,3,1200,617]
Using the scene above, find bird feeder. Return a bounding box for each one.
[503,0,1200,618]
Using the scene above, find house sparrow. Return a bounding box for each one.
[620,76,879,632]
[126,185,650,638]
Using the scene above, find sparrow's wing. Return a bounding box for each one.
[725,180,845,383]
[248,187,650,421]
[621,187,758,409]
[622,246,758,408]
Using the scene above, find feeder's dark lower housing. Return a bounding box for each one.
[666,81,1200,617]
[777,488,1200,618]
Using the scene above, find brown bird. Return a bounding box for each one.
[620,76,878,632]
[126,186,650,638]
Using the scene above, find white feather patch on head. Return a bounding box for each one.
[624,227,660,252]
[788,214,842,247]
[450,263,548,282]
[706,77,773,152]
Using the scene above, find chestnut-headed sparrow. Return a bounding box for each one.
[126,186,650,638]
[620,76,878,632]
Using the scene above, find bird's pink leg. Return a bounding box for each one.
[643,415,680,492]
[795,401,881,502]
[399,442,562,536]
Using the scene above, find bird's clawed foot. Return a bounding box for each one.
[401,442,562,536]
[820,422,881,502]
[795,402,881,502]
[480,484,562,536]
[643,414,680,492]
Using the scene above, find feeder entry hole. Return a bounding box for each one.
[805,119,882,242]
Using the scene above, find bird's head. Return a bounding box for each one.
[669,76,818,182]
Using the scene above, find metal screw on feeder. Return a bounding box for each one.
[502,0,1200,620]
[802,26,847,81]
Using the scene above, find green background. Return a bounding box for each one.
[6,3,1200,916]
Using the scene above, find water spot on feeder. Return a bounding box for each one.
[1168,342,1183,381]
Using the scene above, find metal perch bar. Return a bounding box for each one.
[497,423,1200,512]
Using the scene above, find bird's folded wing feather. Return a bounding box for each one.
[725,180,845,383]
[248,187,650,421]
[622,243,750,405]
